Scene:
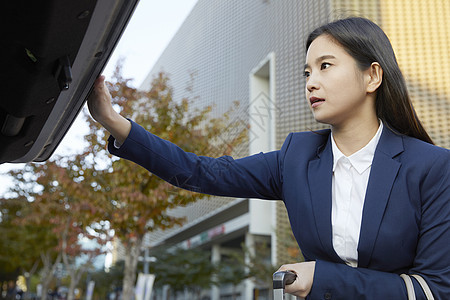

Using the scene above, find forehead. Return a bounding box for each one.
[305,35,349,65]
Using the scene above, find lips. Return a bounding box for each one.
[309,96,325,108]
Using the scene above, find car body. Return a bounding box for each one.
[0,0,139,163]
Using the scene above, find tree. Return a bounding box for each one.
[216,250,248,300]
[0,166,60,300]
[81,66,246,300]
[245,240,278,288]
[0,195,42,299]
[149,247,217,299]
[30,159,110,300]
[1,159,110,300]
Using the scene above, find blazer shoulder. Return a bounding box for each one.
[281,129,330,157]
[379,126,449,163]
[289,129,330,143]
[401,135,450,162]
[393,135,450,184]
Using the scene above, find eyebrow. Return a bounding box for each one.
[304,55,337,70]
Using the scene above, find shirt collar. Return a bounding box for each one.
[331,121,383,174]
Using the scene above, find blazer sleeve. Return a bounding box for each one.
[309,149,450,300]
[107,120,284,200]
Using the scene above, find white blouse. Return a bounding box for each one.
[331,122,383,267]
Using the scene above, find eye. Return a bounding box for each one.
[303,70,310,78]
[321,62,331,70]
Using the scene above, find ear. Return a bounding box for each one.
[366,62,383,93]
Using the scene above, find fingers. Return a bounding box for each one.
[276,264,298,274]
[276,264,300,290]
[275,262,316,298]
[90,75,111,101]
[87,75,114,124]
[93,76,108,97]
[94,75,106,87]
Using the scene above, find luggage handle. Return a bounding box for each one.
[273,270,297,300]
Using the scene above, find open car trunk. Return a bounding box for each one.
[0,0,139,163]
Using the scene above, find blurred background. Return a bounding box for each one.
[1,0,449,299]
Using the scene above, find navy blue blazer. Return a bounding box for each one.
[109,120,449,299]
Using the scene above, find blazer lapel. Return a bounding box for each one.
[308,133,342,262]
[357,127,404,268]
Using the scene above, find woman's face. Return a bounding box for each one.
[304,34,374,127]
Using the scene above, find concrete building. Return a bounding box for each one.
[136,0,449,299]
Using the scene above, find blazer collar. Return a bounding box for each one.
[308,131,342,262]
[371,124,404,158]
[357,125,404,267]
[308,126,404,266]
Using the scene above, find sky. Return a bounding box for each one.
[0,0,198,196]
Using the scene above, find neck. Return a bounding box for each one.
[331,116,380,156]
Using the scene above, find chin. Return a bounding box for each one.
[312,113,333,126]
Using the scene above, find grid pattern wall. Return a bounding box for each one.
[330,0,381,22]
[380,0,450,148]
[141,0,273,117]
[276,201,301,265]
[325,0,450,148]
[271,0,332,265]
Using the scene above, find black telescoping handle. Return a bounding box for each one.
[273,270,297,299]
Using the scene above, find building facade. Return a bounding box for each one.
[137,0,449,299]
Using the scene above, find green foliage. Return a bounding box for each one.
[238,240,278,287]
[147,241,277,295]
[0,193,55,281]
[149,247,216,294]
[216,251,247,287]
[0,146,110,298]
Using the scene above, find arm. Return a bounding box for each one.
[310,260,409,299]
[277,260,410,299]
[107,120,284,199]
[88,76,285,199]
[408,149,450,299]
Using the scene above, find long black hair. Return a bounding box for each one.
[306,17,433,144]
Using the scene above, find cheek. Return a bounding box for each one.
[330,72,365,100]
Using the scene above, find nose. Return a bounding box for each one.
[306,73,320,93]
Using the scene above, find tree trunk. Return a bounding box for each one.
[122,238,142,300]
[67,267,84,300]
[40,252,61,300]
[67,277,76,300]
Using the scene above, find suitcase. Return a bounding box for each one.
[273,270,303,300]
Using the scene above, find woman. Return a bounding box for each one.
[88,18,449,299]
